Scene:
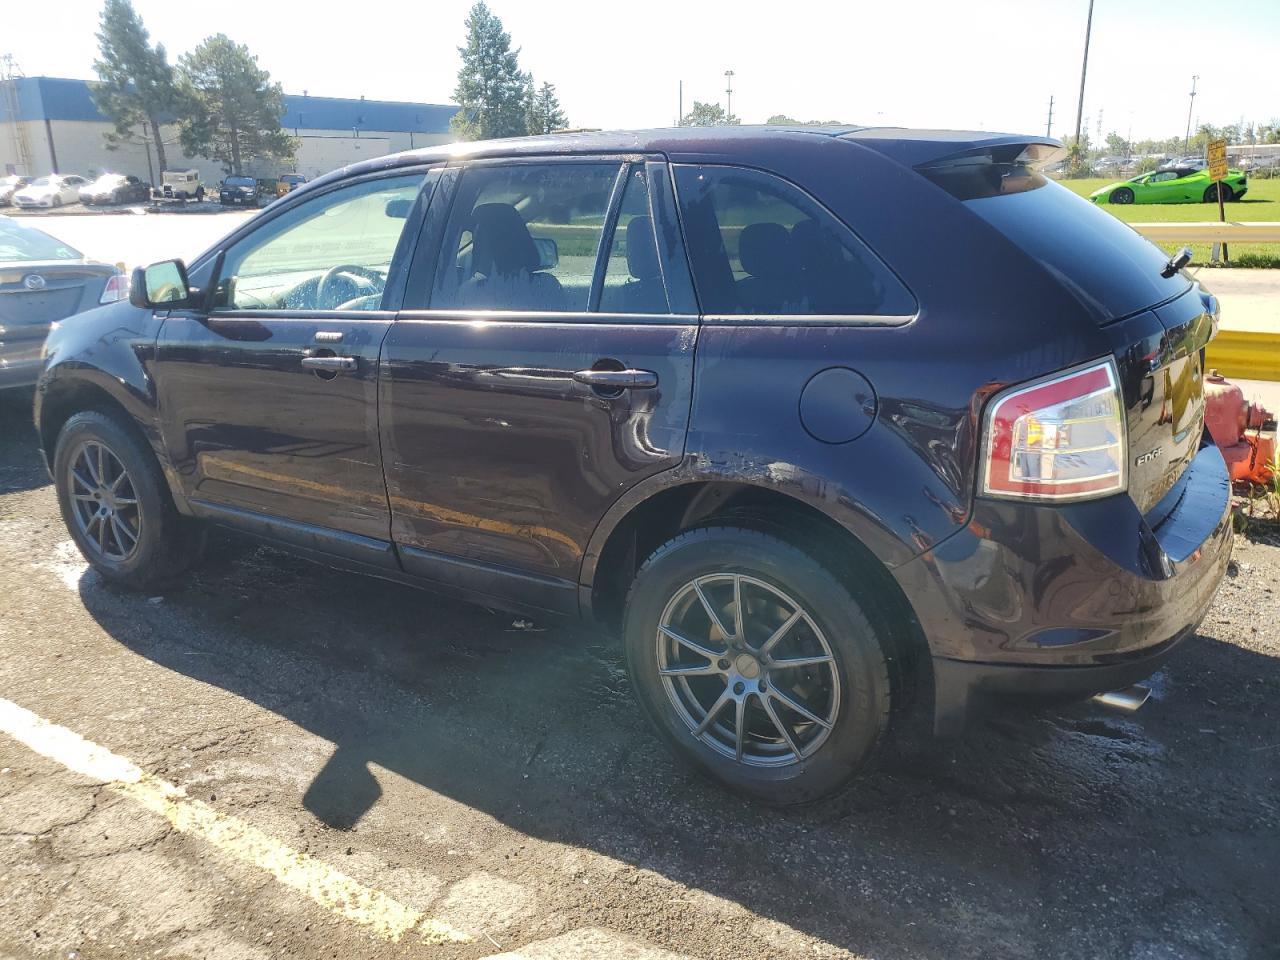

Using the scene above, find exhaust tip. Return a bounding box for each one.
[1091,685,1151,713]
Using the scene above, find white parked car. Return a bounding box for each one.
[12,175,88,209]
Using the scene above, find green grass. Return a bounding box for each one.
[1057,177,1280,267]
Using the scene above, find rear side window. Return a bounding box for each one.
[673,164,915,318]
[432,162,620,312]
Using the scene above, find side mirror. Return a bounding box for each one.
[533,237,559,271]
[130,259,192,309]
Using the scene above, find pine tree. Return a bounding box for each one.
[451,3,532,141]
[526,81,568,135]
[91,0,181,173]
[178,35,295,175]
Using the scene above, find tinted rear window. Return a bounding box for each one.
[931,165,1191,322]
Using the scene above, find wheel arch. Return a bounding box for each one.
[583,477,932,710]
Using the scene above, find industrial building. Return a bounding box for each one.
[1,75,458,184]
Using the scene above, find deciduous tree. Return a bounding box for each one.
[679,101,738,127]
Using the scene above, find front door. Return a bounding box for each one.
[381,159,698,612]
[153,170,432,565]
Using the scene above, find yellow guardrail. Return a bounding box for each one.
[1206,330,1280,381]
[1131,222,1280,243]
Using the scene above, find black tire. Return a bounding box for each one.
[1203,184,1233,203]
[1110,187,1134,204]
[53,411,204,590]
[623,525,891,804]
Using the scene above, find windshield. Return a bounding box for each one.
[226,177,254,186]
[0,222,84,262]
[92,174,125,187]
[30,178,52,187]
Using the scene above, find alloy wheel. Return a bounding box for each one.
[656,573,841,767]
[67,439,141,561]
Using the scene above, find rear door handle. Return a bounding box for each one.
[572,368,658,390]
[302,355,358,373]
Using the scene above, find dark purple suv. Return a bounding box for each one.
[35,127,1232,803]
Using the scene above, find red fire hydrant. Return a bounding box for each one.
[1203,371,1276,486]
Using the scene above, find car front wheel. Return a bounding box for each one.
[1110,187,1134,204]
[623,525,891,804]
[54,411,204,589]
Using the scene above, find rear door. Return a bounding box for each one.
[381,158,698,613]
[153,169,434,564]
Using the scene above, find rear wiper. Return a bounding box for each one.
[1161,246,1192,279]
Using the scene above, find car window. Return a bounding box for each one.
[673,164,915,317]
[598,166,669,315]
[0,222,83,262]
[213,173,424,312]
[1150,171,1177,182]
[432,162,621,312]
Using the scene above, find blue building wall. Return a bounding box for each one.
[2,76,457,134]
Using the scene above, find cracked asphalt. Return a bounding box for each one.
[0,387,1277,960]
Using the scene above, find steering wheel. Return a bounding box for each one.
[316,263,384,308]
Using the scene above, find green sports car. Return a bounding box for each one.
[1090,166,1248,204]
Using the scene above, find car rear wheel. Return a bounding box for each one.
[54,411,205,590]
[1203,184,1233,202]
[1110,187,1134,204]
[623,525,891,804]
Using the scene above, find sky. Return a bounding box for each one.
[8,0,1280,142]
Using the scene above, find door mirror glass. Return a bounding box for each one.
[533,236,559,271]
[131,259,191,308]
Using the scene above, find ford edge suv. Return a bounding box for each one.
[34,127,1232,803]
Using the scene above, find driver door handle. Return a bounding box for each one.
[301,355,358,373]
[572,368,658,390]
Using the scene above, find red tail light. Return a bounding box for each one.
[99,272,128,304]
[981,359,1127,501]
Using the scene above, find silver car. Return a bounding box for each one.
[0,216,124,390]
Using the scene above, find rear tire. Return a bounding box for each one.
[1203,184,1233,202]
[1110,187,1134,204]
[53,411,205,590]
[623,525,891,804]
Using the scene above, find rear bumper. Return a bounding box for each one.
[893,441,1233,731]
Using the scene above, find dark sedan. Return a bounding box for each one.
[0,217,124,390]
[79,173,152,206]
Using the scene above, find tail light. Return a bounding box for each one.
[99,272,128,304]
[981,359,1127,501]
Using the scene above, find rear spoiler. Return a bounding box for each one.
[842,129,1066,171]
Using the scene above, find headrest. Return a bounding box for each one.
[626,216,660,281]
[471,203,539,277]
[738,222,793,279]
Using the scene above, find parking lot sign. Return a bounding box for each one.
[1208,138,1228,181]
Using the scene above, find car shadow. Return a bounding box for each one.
[0,391,50,494]
[73,536,1278,959]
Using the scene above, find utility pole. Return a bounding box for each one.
[1072,0,1095,166]
[1097,107,1103,141]
[678,80,683,126]
[1184,75,1198,152]
[724,70,735,122]
[1046,95,1054,137]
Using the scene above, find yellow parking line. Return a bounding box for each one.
[0,697,471,946]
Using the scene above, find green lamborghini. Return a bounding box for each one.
[1090,165,1249,204]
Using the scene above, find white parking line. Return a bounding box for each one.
[0,697,472,946]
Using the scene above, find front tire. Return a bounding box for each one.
[53,411,204,590]
[1110,187,1134,204]
[623,525,891,804]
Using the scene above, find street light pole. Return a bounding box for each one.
[1072,0,1095,165]
[724,70,735,122]
[1184,75,1199,153]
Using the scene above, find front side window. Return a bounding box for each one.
[214,173,425,311]
[432,162,620,312]
[673,164,915,317]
